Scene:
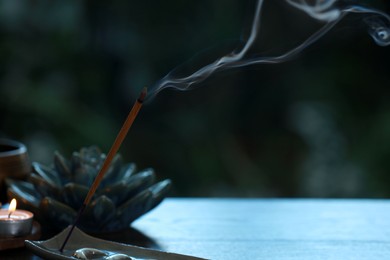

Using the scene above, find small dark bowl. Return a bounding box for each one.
[0,139,31,202]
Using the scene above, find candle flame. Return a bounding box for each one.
[8,198,16,218]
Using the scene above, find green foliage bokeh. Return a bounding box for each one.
[1,0,390,197]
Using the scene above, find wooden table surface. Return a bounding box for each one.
[2,198,390,259]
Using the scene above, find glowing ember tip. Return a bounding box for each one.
[138,87,148,103]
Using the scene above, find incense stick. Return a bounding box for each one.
[59,87,147,252]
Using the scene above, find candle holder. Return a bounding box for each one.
[0,208,33,237]
[6,146,171,233]
[0,199,41,250]
[0,221,41,251]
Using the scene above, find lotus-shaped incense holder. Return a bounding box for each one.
[6,146,171,233]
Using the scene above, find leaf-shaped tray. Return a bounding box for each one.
[25,226,206,260]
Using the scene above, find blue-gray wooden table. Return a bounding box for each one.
[133,198,390,259]
[2,198,390,259]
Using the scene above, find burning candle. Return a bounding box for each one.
[0,198,33,237]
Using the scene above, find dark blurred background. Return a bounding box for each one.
[0,0,389,197]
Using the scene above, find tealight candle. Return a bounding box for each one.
[0,198,33,237]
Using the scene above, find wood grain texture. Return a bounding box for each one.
[133,198,390,259]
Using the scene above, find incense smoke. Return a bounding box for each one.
[148,0,390,98]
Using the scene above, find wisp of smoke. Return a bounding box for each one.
[148,0,390,98]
